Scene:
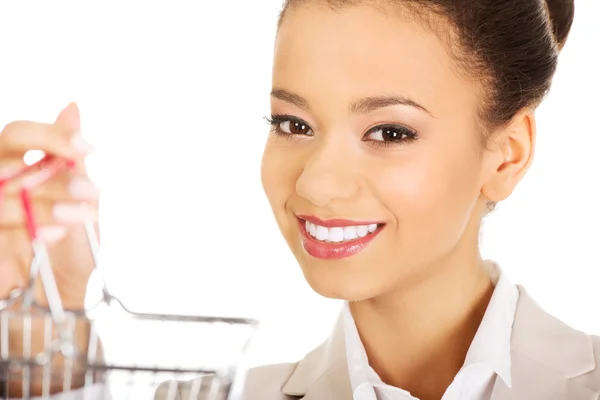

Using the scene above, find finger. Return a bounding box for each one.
[54,102,90,175]
[0,198,98,228]
[0,121,93,159]
[0,157,25,180]
[0,260,27,299]
[0,228,30,299]
[38,225,69,244]
[3,224,71,245]
[0,156,61,191]
[55,102,81,133]
[0,157,24,169]
[34,172,101,202]
[2,170,100,202]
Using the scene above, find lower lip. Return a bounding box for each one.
[298,219,384,260]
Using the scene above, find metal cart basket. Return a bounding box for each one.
[0,156,259,399]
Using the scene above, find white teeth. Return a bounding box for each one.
[343,226,358,240]
[316,225,329,241]
[356,225,369,238]
[328,227,345,243]
[304,220,380,243]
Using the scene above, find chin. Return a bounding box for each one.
[300,264,384,302]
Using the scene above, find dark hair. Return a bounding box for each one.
[277,0,575,135]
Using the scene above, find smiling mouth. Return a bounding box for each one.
[296,216,385,260]
[301,218,382,243]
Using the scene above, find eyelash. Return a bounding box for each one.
[264,114,418,148]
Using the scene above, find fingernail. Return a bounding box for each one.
[69,178,101,199]
[53,203,96,223]
[71,134,95,155]
[38,226,68,244]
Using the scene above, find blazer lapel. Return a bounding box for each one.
[281,313,353,400]
[490,352,599,400]
[280,286,598,400]
[491,286,598,400]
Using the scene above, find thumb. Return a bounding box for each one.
[55,102,81,134]
[55,102,89,174]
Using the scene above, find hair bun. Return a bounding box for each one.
[544,0,575,50]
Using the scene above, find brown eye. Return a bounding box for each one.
[280,120,313,136]
[365,124,417,144]
[266,115,315,137]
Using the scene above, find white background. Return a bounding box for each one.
[0,1,598,369]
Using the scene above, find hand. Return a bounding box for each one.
[0,102,99,310]
[0,103,100,396]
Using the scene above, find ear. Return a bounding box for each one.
[480,109,536,203]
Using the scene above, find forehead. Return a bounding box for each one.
[273,4,476,115]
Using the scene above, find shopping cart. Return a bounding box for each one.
[0,155,259,399]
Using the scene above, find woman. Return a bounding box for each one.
[0,0,597,399]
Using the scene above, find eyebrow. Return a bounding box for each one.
[270,87,434,117]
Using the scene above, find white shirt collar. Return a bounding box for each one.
[342,260,519,398]
[463,260,518,386]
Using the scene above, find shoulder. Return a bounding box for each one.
[512,286,600,392]
[242,362,299,399]
[574,334,600,392]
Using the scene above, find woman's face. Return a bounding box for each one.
[261,4,493,301]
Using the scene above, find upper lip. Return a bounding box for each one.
[297,214,384,228]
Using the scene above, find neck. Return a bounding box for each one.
[349,252,494,400]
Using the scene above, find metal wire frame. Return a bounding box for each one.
[0,156,259,399]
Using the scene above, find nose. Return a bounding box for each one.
[295,139,360,207]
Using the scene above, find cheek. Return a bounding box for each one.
[377,140,482,247]
[261,140,300,221]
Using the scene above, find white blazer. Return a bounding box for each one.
[156,286,600,399]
